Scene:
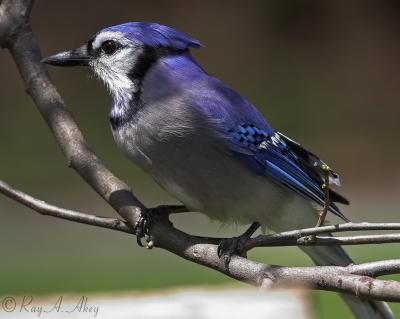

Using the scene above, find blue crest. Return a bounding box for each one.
[101,22,201,50]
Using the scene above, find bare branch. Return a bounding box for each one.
[2,177,400,302]
[3,176,400,248]
[0,0,145,229]
[350,260,400,277]
[0,179,134,234]
[246,223,400,249]
[0,0,33,47]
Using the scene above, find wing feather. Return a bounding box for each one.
[189,76,349,220]
[225,124,349,221]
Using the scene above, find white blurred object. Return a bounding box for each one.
[0,288,311,319]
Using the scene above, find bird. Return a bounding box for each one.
[42,22,393,319]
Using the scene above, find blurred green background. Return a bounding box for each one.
[1,0,400,318]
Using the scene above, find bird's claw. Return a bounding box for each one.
[217,236,248,267]
[217,222,260,268]
[134,205,185,248]
[134,211,153,248]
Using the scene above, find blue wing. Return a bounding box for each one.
[227,124,349,221]
[191,77,349,221]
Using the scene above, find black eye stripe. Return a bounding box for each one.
[87,37,95,55]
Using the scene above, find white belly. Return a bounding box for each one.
[113,121,318,232]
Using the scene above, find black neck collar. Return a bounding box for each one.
[109,46,186,130]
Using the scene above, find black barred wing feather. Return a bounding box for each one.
[226,123,349,221]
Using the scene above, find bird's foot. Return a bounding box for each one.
[217,222,260,268]
[134,210,153,248]
[134,205,186,248]
[218,237,247,266]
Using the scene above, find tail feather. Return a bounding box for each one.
[301,245,395,319]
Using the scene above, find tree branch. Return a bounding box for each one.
[3,177,400,248]
[2,177,400,302]
[0,179,135,234]
[0,0,145,229]
[245,223,400,249]
[2,0,400,304]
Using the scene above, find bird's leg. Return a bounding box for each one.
[134,205,187,248]
[315,164,331,227]
[218,222,260,267]
[301,165,332,244]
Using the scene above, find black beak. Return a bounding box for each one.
[41,44,90,67]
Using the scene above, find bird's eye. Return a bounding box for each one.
[101,40,118,55]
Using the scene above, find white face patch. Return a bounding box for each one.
[91,31,126,49]
[88,31,143,117]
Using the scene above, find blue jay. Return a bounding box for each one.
[43,22,393,318]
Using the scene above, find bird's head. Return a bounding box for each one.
[42,22,201,102]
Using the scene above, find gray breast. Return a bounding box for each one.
[111,97,291,225]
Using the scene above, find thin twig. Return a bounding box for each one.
[315,163,330,227]
[0,179,134,234]
[247,222,400,249]
[3,178,400,248]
